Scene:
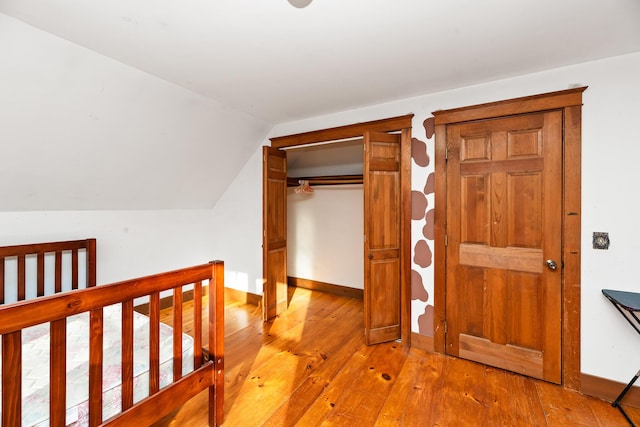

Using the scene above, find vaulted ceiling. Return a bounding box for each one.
[1,1,639,212]
[3,0,640,124]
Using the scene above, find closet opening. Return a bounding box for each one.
[263,114,413,345]
[285,138,365,301]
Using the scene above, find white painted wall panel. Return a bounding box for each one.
[287,185,363,289]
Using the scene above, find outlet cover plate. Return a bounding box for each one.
[593,232,610,250]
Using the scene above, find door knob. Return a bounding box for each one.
[545,259,558,271]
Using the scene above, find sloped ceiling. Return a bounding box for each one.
[2,0,640,124]
[1,1,639,211]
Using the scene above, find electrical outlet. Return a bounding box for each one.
[593,232,610,250]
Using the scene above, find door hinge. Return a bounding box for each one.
[444,320,448,334]
[444,234,448,247]
[445,147,448,161]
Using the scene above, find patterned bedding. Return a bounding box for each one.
[0,304,194,426]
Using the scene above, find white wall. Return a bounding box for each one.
[0,14,269,298]
[287,185,363,289]
[208,148,264,296]
[0,210,217,285]
[213,52,640,384]
[0,13,270,211]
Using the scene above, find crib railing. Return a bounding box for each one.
[0,238,96,303]
[0,260,224,427]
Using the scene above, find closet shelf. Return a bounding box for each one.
[287,174,363,187]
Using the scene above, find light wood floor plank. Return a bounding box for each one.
[153,287,640,426]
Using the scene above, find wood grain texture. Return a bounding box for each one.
[2,331,22,427]
[18,255,25,301]
[0,238,97,305]
[400,127,413,346]
[459,333,543,379]
[432,87,587,125]
[433,123,448,354]
[89,308,104,426]
[173,288,184,381]
[154,287,638,427]
[49,318,67,427]
[270,115,413,148]
[446,111,563,383]
[266,117,413,347]
[288,276,363,300]
[459,243,543,273]
[122,299,135,410]
[263,146,288,320]
[582,372,640,411]
[434,88,585,388]
[0,258,224,427]
[563,104,583,390]
[364,131,402,345]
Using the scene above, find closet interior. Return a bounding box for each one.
[285,138,364,298]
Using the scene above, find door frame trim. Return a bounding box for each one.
[432,87,586,389]
[268,114,414,345]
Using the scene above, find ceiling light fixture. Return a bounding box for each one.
[288,0,312,8]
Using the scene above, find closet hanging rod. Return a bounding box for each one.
[287,174,363,187]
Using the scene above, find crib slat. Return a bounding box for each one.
[89,308,104,427]
[2,331,22,426]
[55,251,62,294]
[150,293,161,394]
[50,319,67,427]
[72,249,79,290]
[193,281,203,368]
[0,258,5,304]
[87,239,97,287]
[37,253,45,297]
[121,300,134,410]
[17,254,26,301]
[173,287,183,381]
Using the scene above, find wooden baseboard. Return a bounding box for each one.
[135,286,263,314]
[288,277,364,300]
[224,287,262,306]
[581,372,640,408]
[411,332,435,353]
[135,287,207,315]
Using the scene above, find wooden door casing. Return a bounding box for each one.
[433,87,586,389]
[364,131,402,345]
[267,115,413,345]
[263,146,288,320]
[445,111,562,383]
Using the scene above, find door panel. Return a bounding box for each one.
[445,111,562,383]
[262,146,288,320]
[364,131,401,345]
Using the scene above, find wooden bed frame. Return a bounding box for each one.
[0,239,224,426]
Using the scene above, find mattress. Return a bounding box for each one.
[0,304,194,426]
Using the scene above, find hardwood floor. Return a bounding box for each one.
[153,287,639,426]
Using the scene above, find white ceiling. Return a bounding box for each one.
[2,0,639,124]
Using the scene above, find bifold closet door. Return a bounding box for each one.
[363,131,401,345]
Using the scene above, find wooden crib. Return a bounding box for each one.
[0,239,224,426]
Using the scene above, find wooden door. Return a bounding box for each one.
[445,111,563,383]
[262,146,288,320]
[363,131,402,345]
